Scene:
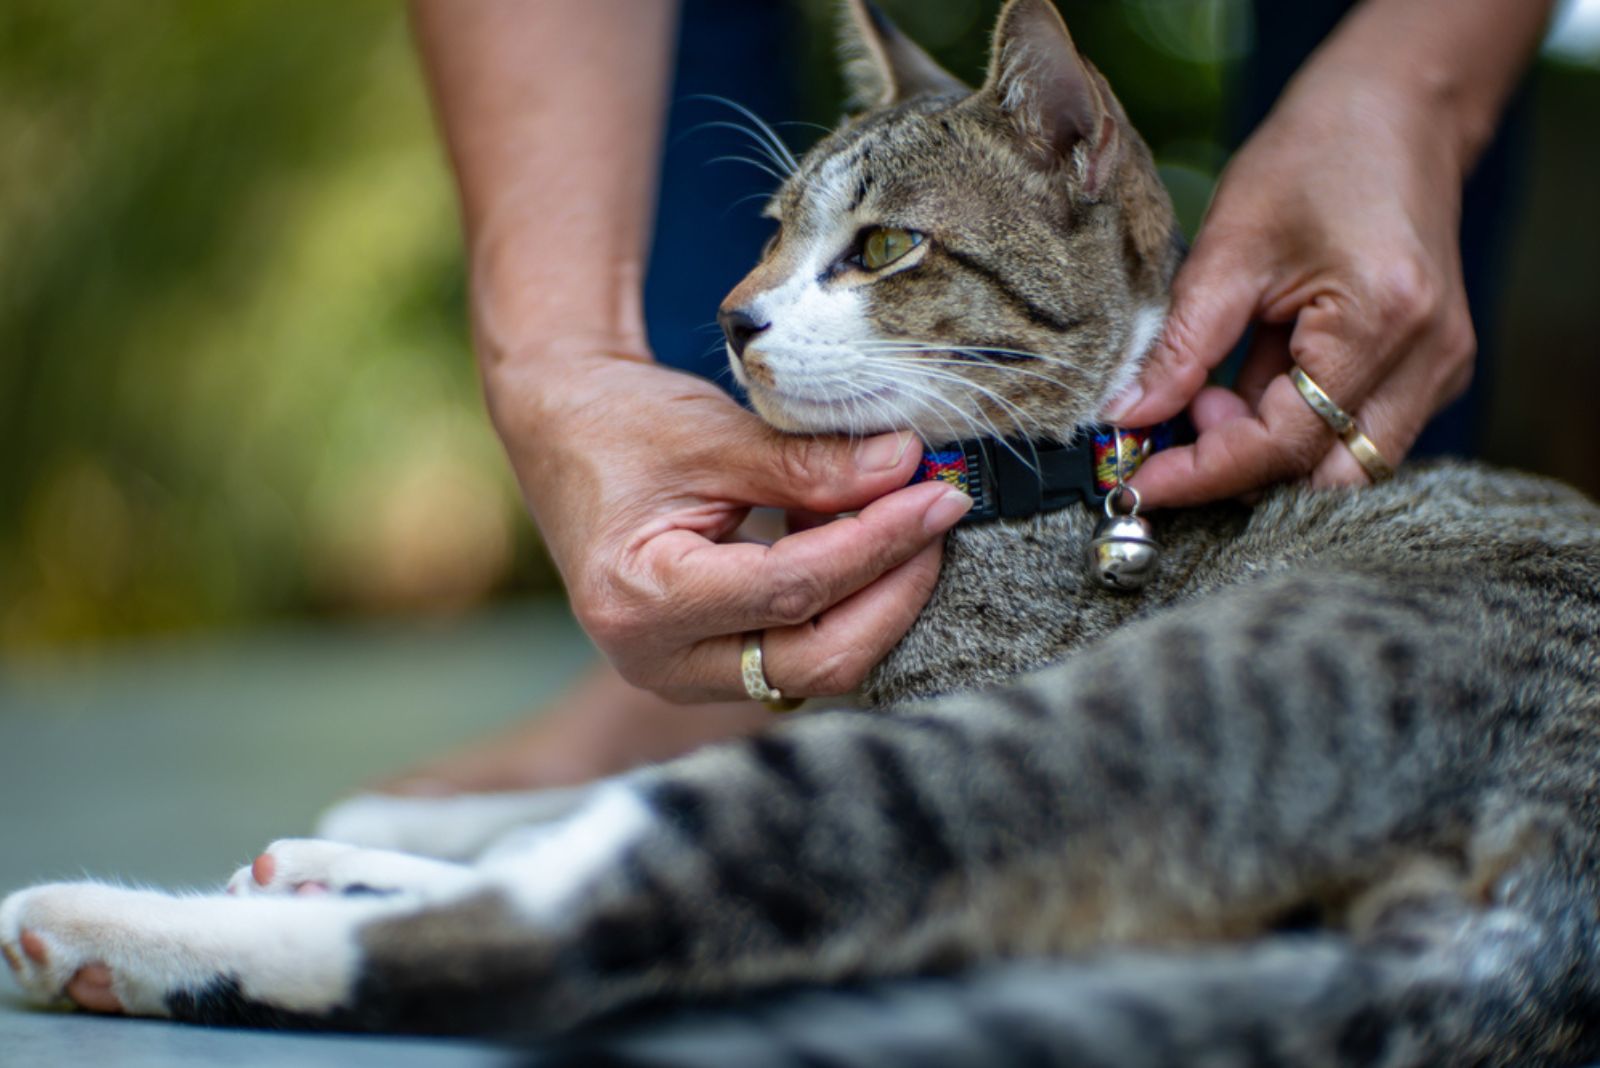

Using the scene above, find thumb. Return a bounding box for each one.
[1102,235,1264,427]
[712,425,925,515]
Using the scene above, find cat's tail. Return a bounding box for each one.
[535,921,1600,1068]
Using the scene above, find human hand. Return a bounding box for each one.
[483,346,970,702]
[1104,65,1477,507]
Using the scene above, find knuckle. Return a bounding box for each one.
[1262,431,1323,483]
[776,434,829,488]
[766,566,831,625]
[575,596,635,651]
[1369,254,1439,333]
[574,574,656,651]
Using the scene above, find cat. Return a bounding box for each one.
[5,1,1600,1064]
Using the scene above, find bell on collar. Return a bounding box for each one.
[1086,485,1160,592]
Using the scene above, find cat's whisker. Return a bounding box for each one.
[707,155,788,185]
[847,369,960,442]
[774,119,832,135]
[855,366,979,439]
[855,339,1099,379]
[861,349,1069,392]
[892,361,1046,427]
[856,379,933,444]
[854,349,1073,448]
[861,354,1083,468]
[857,339,1086,373]
[877,360,1049,441]
[685,95,800,175]
[859,368,991,450]
[723,190,780,219]
[689,120,797,178]
[885,367,1046,473]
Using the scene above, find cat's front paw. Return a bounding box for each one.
[2,883,164,1015]
[4,879,399,1023]
[227,839,475,899]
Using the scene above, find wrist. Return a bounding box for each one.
[468,223,652,366]
[1301,0,1550,176]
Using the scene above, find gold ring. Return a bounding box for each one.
[1289,367,1394,484]
[1340,425,1396,483]
[1289,367,1355,436]
[740,632,803,713]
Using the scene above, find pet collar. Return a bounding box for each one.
[909,420,1186,525]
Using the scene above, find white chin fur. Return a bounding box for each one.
[747,377,969,442]
[1098,303,1168,414]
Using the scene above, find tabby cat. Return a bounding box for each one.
[5,2,1600,1065]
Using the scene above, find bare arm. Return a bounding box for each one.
[409,2,965,701]
[410,0,675,358]
[1109,0,1555,503]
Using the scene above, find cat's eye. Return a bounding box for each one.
[859,227,922,271]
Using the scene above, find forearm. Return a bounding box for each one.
[1291,0,1553,174]
[410,0,679,367]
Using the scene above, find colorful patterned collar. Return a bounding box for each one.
[909,420,1186,524]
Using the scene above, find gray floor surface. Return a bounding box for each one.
[1,601,590,1067]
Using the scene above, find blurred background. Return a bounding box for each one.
[1,0,1597,655]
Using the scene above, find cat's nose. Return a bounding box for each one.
[718,307,769,361]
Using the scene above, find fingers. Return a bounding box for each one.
[672,539,946,702]
[1188,385,1251,433]
[1102,233,1265,426]
[588,480,970,698]
[657,480,967,638]
[1128,373,1334,507]
[1307,327,1471,488]
[1137,302,1473,507]
[1233,323,1292,409]
[707,426,925,516]
[1131,269,1453,508]
[763,538,945,696]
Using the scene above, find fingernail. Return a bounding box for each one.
[1101,382,1143,423]
[857,431,914,472]
[923,489,973,533]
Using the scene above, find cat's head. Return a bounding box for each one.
[718,0,1180,445]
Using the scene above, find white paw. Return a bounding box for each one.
[3,879,393,1020]
[227,839,476,899]
[314,788,591,861]
[2,883,180,1015]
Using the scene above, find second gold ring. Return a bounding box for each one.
[1289,367,1395,483]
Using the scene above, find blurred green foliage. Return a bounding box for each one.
[0,1,1595,652]
[0,1,530,648]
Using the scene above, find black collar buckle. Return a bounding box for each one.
[910,419,1189,526]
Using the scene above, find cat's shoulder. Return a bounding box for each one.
[1244,459,1600,553]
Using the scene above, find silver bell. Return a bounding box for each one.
[1085,486,1160,592]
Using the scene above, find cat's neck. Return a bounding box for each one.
[864,505,1135,704]
[864,496,1251,705]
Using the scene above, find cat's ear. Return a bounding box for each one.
[984,0,1120,196]
[838,0,967,111]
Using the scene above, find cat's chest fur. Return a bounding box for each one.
[863,497,1250,704]
[863,462,1589,706]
